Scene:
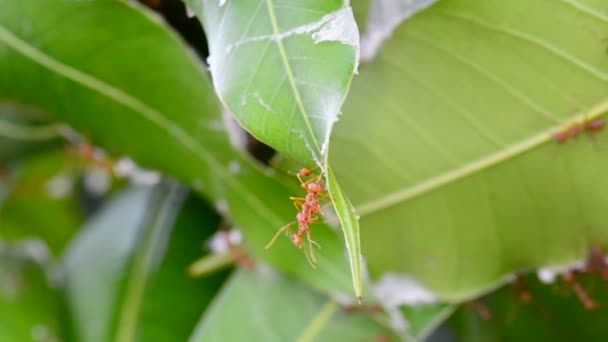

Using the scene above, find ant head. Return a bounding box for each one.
[307,182,324,194]
[298,168,312,177]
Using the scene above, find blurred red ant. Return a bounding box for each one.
[265,167,326,267]
[585,245,608,281]
[561,271,598,310]
[558,245,608,311]
[511,276,533,304]
[68,141,113,171]
[553,118,605,144]
[470,299,492,321]
[222,230,255,270]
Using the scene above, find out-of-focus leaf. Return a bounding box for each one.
[0,0,357,299]
[330,0,608,300]
[400,303,455,341]
[63,184,229,342]
[0,104,62,162]
[450,272,608,342]
[187,0,359,167]
[0,241,62,342]
[0,151,82,255]
[190,268,398,342]
[352,0,372,26]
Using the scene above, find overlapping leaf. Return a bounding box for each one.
[450,273,608,341]
[0,0,356,298]
[186,0,363,299]
[0,242,62,342]
[188,0,359,167]
[62,184,228,342]
[190,269,397,342]
[331,0,608,300]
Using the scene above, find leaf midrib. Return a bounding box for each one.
[0,23,284,229]
[355,5,608,216]
[0,18,350,292]
[264,0,323,165]
[295,300,338,342]
[115,183,185,342]
[356,98,608,216]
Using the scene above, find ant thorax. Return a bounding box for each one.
[307,182,324,194]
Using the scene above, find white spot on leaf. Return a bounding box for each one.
[207,228,242,253]
[45,173,74,199]
[113,157,161,185]
[373,273,437,307]
[215,199,229,215]
[84,167,111,195]
[186,5,196,18]
[537,260,586,284]
[228,160,241,175]
[222,109,248,150]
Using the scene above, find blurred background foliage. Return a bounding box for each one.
[2,0,608,341]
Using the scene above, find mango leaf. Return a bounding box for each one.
[401,303,455,341]
[331,0,608,301]
[0,104,62,162]
[326,169,362,301]
[190,268,398,342]
[0,241,63,342]
[450,273,608,341]
[0,0,357,298]
[186,0,363,298]
[0,150,82,255]
[62,184,229,342]
[187,0,359,167]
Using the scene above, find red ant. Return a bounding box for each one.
[265,167,326,267]
[585,245,608,281]
[561,271,598,310]
[553,118,605,143]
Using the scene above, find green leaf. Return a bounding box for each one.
[190,269,397,342]
[450,273,608,341]
[400,303,455,340]
[0,0,357,298]
[187,0,359,167]
[326,168,362,300]
[62,184,228,342]
[0,104,62,163]
[330,0,608,300]
[0,150,82,255]
[186,0,363,301]
[0,242,63,342]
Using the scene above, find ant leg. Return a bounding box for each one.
[265,222,294,250]
[289,196,306,203]
[308,240,317,265]
[301,245,317,268]
[289,197,306,211]
[305,229,321,250]
[562,272,597,310]
[299,171,324,188]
